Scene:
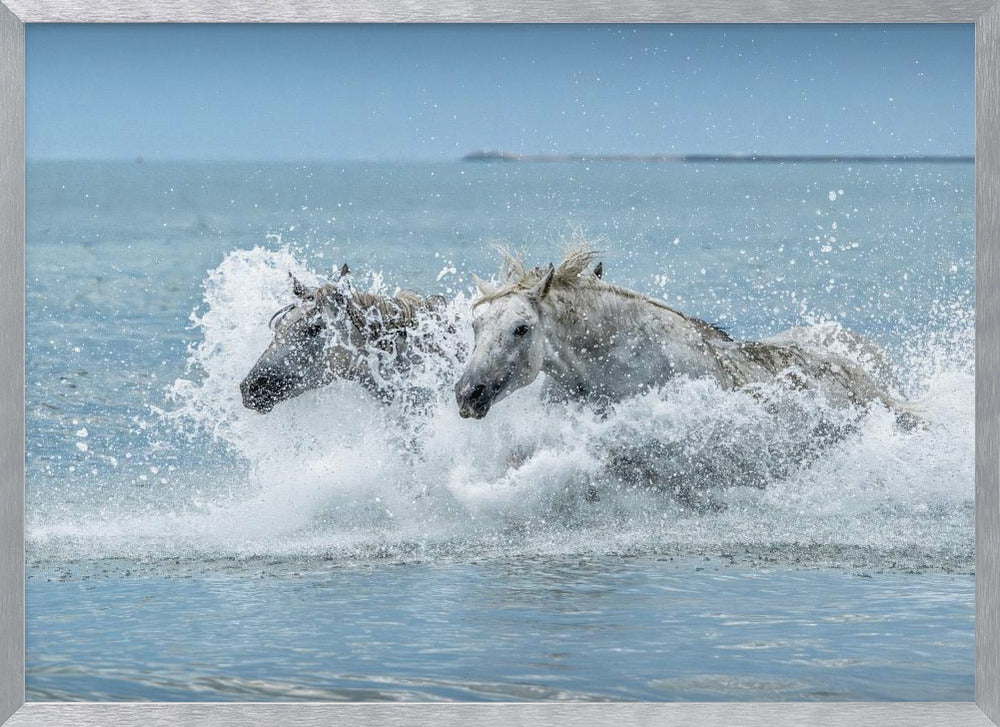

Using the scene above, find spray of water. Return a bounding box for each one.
[27,246,974,571]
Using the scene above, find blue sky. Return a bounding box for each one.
[26,24,974,161]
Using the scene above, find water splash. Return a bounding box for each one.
[27,246,974,571]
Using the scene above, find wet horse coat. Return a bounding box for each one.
[455,247,903,420]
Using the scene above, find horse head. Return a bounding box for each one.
[455,264,555,419]
[240,265,360,413]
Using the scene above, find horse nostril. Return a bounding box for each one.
[242,378,265,401]
[240,371,285,413]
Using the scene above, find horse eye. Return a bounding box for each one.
[513,324,529,337]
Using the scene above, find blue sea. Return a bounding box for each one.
[25,159,975,701]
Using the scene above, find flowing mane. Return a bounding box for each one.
[473,243,731,342]
[313,284,438,330]
[472,245,601,305]
[346,289,432,328]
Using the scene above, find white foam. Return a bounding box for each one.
[27,247,975,569]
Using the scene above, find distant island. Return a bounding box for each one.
[462,150,523,162]
[461,150,974,164]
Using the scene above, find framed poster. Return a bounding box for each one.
[1,6,999,727]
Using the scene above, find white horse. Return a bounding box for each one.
[455,247,905,421]
[241,265,452,413]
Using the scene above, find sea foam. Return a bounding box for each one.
[27,246,974,570]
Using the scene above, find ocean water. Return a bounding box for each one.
[25,159,975,701]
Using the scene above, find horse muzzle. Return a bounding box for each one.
[240,370,294,413]
[455,380,497,419]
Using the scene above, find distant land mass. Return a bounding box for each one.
[461,150,974,164]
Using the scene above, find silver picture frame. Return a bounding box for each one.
[1,3,997,726]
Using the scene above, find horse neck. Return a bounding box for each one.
[540,287,690,365]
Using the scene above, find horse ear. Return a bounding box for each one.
[528,264,555,302]
[472,273,497,298]
[593,262,603,279]
[338,263,350,279]
[290,273,309,299]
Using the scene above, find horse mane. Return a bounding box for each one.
[473,242,732,342]
[318,285,439,331]
[473,244,599,306]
